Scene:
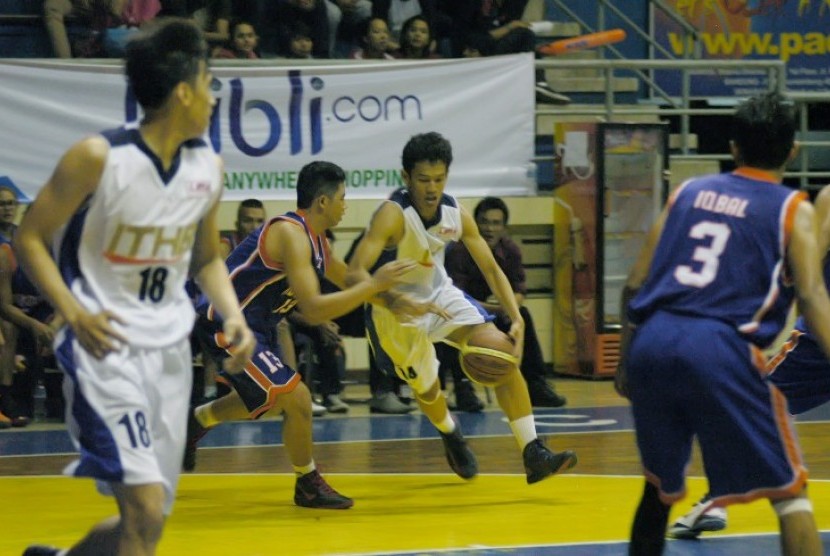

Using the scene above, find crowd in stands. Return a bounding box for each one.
[40,0,570,104]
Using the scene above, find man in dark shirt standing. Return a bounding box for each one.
[442,196,566,408]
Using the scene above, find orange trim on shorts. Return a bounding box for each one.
[766,330,804,374]
[248,372,302,419]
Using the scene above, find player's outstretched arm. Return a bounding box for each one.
[15,136,126,359]
[276,217,415,325]
[790,200,830,360]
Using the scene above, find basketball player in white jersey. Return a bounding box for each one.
[15,20,255,556]
[347,132,577,483]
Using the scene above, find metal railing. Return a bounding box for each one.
[534,58,830,190]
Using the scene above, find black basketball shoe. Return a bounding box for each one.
[523,439,577,484]
[294,470,354,509]
[440,421,478,479]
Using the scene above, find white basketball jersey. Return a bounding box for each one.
[383,188,463,302]
[55,127,221,348]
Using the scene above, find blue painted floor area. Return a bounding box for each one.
[4,402,830,457]
[382,533,830,555]
[0,406,635,456]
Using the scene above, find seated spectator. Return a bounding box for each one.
[219,198,266,257]
[158,0,232,48]
[451,0,570,105]
[43,0,126,58]
[325,0,372,58]
[440,196,567,409]
[289,312,349,413]
[260,0,332,59]
[373,0,452,55]
[394,14,440,59]
[340,231,413,414]
[213,19,259,59]
[350,17,395,60]
[283,22,314,59]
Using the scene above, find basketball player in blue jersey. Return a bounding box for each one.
[346,132,577,483]
[668,181,830,541]
[185,160,417,509]
[15,20,256,556]
[616,92,830,556]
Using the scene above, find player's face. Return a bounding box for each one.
[237,207,266,237]
[325,183,347,227]
[403,160,448,220]
[0,189,18,226]
[476,208,507,249]
[187,61,216,136]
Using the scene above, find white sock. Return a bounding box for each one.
[293,461,316,477]
[509,415,537,451]
[434,412,456,434]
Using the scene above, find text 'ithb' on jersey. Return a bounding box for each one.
[103,222,198,264]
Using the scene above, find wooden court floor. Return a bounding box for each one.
[3,379,830,555]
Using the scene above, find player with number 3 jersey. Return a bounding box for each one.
[616,92,830,556]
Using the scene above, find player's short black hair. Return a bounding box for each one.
[731,92,796,170]
[125,19,209,111]
[401,132,453,174]
[474,197,509,224]
[297,161,346,209]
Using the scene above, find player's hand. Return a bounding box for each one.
[319,321,341,348]
[371,259,418,290]
[31,320,56,351]
[507,316,525,362]
[222,316,255,373]
[388,293,451,322]
[70,309,127,360]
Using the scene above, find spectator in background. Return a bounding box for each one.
[284,230,349,414]
[260,0,331,59]
[158,0,231,49]
[43,0,125,58]
[450,0,570,105]
[284,22,315,59]
[441,197,567,409]
[213,19,259,59]
[350,17,395,60]
[219,198,266,257]
[394,14,440,59]
[373,0,452,55]
[0,188,24,427]
[325,0,372,58]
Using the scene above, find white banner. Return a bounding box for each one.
[0,55,535,201]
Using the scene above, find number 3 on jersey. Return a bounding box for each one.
[674,221,731,288]
[138,266,169,302]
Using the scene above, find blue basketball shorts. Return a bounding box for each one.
[626,311,807,506]
[194,316,300,419]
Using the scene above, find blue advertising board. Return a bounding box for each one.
[652,1,830,97]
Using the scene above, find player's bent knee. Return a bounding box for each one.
[414,380,442,405]
[772,496,813,517]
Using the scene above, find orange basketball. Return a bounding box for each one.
[459,328,518,387]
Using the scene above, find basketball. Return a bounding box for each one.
[459,327,518,387]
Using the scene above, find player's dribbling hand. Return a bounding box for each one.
[371,258,418,290]
[507,317,525,362]
[222,316,255,373]
[388,293,451,322]
[71,309,127,360]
